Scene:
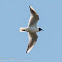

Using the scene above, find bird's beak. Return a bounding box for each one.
[42,29,44,31]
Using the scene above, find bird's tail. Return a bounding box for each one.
[20,27,27,32]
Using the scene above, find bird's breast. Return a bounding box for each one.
[26,27,39,32]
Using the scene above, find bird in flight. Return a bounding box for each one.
[20,6,44,53]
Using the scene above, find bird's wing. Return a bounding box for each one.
[26,32,38,53]
[28,6,39,27]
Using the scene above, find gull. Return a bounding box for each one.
[20,6,44,53]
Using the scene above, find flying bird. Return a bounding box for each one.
[20,6,44,53]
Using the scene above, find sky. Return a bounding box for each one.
[0,0,62,62]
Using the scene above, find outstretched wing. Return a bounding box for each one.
[28,6,39,27]
[26,32,38,53]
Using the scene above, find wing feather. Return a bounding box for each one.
[26,32,38,53]
[28,6,39,27]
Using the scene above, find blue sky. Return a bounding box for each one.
[0,0,62,62]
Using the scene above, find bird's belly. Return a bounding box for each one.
[27,28,39,32]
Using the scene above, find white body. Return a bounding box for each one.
[20,27,39,33]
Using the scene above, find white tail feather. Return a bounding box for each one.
[20,27,27,32]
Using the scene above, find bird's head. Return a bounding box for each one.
[39,28,44,31]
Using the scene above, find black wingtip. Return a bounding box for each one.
[29,6,31,8]
[29,6,30,8]
[26,51,27,53]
